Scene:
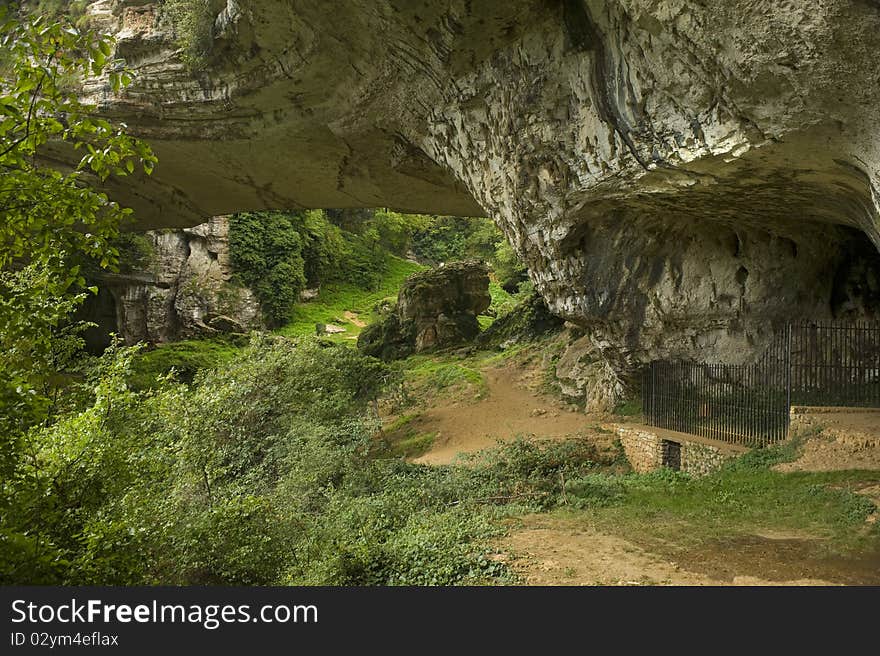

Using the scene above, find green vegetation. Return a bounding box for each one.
[162,0,216,70]
[408,215,527,292]
[228,211,310,325]
[491,239,528,292]
[127,338,243,390]
[387,426,436,459]
[17,1,93,28]
[383,414,437,458]
[0,11,155,471]
[478,291,564,348]
[111,232,156,274]
[404,358,488,398]
[613,398,642,418]
[277,255,423,340]
[561,443,880,554]
[410,215,493,263]
[1,337,622,585]
[488,281,513,315]
[2,322,877,585]
[225,207,529,337]
[229,209,417,328]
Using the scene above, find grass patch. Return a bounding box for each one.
[477,281,532,332]
[383,413,419,433]
[563,446,880,556]
[380,413,436,458]
[276,256,423,342]
[128,338,242,390]
[404,358,488,396]
[488,281,516,316]
[476,341,535,367]
[390,432,437,458]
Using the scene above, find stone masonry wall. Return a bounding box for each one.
[614,425,740,477]
[616,426,663,474]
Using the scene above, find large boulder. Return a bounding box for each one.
[358,261,491,359]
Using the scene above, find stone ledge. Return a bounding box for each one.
[791,406,880,415]
[608,423,746,477]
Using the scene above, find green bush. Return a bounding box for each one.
[410,215,488,264]
[361,209,431,256]
[127,338,242,389]
[2,334,629,586]
[228,211,308,325]
[492,238,528,291]
[229,210,396,325]
[163,0,216,70]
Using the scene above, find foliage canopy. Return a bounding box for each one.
[0,10,155,522]
[0,12,156,424]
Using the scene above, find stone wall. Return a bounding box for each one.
[680,443,733,478]
[616,425,664,473]
[613,424,742,476]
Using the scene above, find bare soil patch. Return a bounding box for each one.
[498,515,880,585]
[776,412,880,472]
[343,311,366,327]
[410,366,615,465]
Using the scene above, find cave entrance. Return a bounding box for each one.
[77,287,118,354]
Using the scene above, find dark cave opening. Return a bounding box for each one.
[77,286,119,354]
[830,227,880,319]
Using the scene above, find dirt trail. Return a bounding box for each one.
[411,366,614,465]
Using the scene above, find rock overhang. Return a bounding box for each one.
[70,0,880,383]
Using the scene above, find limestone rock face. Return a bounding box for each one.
[555,332,626,413]
[358,261,491,359]
[78,1,880,397]
[87,216,262,346]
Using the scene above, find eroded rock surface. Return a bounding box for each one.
[82,216,262,348]
[358,261,490,359]
[76,0,880,398]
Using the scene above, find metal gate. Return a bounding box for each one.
[642,320,880,447]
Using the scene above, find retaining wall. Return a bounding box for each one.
[612,425,743,476]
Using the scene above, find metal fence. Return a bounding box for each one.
[789,322,880,407]
[642,320,880,447]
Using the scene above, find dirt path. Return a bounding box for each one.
[497,515,880,585]
[398,360,880,585]
[411,366,614,465]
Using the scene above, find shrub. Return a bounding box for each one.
[228,211,308,325]
[163,0,216,70]
[229,210,397,324]
[6,330,642,586]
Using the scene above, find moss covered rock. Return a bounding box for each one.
[477,291,563,347]
[358,261,490,360]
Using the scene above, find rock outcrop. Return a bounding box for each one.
[70,1,880,401]
[358,261,491,359]
[477,292,564,348]
[555,331,626,413]
[81,216,262,349]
